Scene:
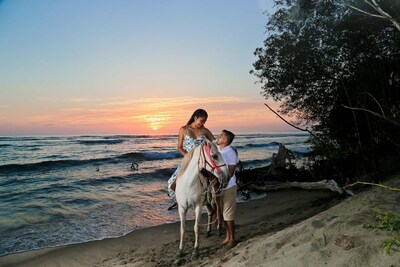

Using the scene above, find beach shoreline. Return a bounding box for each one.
[2,173,400,266]
[0,188,344,267]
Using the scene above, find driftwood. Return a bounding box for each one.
[266,143,295,176]
[245,179,354,196]
[238,143,354,196]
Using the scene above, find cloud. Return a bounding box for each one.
[2,96,289,134]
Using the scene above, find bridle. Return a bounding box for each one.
[198,142,227,195]
[198,143,225,175]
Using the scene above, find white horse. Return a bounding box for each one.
[175,139,230,258]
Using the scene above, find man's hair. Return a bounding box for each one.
[222,129,235,145]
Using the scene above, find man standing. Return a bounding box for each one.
[216,129,239,248]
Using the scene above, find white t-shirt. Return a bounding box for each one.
[218,145,239,189]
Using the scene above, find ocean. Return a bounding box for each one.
[0,133,310,256]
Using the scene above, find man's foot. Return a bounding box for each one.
[226,241,237,248]
[167,202,178,210]
[221,239,229,245]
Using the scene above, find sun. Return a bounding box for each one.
[142,114,169,132]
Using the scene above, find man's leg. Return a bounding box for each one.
[221,186,237,246]
[222,220,234,244]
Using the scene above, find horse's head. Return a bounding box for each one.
[199,140,230,186]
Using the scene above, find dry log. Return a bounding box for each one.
[238,143,354,196]
[245,179,354,196]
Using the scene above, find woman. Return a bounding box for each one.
[167,109,214,209]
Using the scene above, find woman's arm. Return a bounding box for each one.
[177,126,187,156]
[203,127,215,141]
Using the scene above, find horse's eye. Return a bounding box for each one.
[212,154,218,160]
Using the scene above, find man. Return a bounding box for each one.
[216,129,239,248]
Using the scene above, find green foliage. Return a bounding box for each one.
[364,209,400,255]
[252,0,400,179]
[383,237,400,256]
[364,209,400,231]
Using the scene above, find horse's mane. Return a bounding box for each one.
[176,143,199,180]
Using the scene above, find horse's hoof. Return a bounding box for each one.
[191,249,198,260]
[174,258,187,266]
[177,249,184,258]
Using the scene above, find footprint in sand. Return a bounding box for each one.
[311,220,325,229]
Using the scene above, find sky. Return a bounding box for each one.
[0,0,295,136]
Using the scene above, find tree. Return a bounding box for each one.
[252,0,400,181]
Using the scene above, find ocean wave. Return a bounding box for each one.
[0,183,78,205]
[0,144,11,147]
[244,141,280,148]
[72,169,172,187]
[106,134,174,139]
[238,133,310,138]
[118,151,180,161]
[77,139,125,145]
[291,150,310,157]
[0,137,42,141]
[0,159,87,173]
[240,158,272,168]
[0,151,181,173]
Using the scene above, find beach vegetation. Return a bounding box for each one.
[252,0,400,184]
[364,208,400,255]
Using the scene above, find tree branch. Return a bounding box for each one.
[349,1,400,32]
[264,103,315,136]
[370,0,400,31]
[348,4,385,19]
[342,105,400,126]
[366,92,385,116]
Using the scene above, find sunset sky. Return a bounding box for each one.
[0,0,295,136]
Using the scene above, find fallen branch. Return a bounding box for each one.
[344,181,400,191]
[245,179,354,196]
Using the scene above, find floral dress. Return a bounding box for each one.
[167,131,206,200]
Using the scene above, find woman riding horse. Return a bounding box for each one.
[167,109,214,207]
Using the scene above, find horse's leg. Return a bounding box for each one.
[216,195,223,235]
[205,202,214,237]
[178,206,187,257]
[192,204,202,259]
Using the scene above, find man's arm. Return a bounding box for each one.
[228,164,236,177]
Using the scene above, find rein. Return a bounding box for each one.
[195,142,227,227]
[198,171,222,227]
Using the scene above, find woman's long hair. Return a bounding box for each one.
[187,109,208,125]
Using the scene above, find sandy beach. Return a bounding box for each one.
[1,173,400,267]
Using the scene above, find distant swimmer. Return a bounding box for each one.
[130,162,139,170]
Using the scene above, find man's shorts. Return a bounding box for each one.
[221,185,237,221]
